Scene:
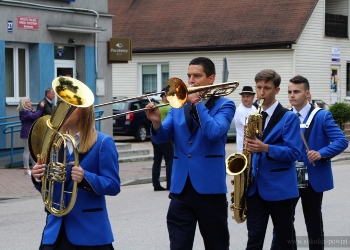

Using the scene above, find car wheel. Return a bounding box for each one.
[135,125,147,142]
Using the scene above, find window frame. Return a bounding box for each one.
[138,63,169,97]
[5,43,29,105]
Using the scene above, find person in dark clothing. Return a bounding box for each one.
[39,87,55,116]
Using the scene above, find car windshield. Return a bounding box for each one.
[113,102,126,111]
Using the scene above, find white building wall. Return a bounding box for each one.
[326,0,348,15]
[112,50,294,107]
[294,0,349,105]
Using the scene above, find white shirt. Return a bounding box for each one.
[234,103,257,153]
[67,132,80,155]
[293,103,311,123]
[261,100,279,129]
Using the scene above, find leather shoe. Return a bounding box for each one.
[154,186,167,191]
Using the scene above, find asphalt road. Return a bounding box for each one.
[0,160,349,250]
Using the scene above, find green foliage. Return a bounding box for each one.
[328,102,350,130]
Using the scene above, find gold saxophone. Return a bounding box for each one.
[226,99,264,223]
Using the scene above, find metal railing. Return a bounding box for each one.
[1,110,104,168]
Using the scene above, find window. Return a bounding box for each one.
[5,44,29,104]
[325,13,348,38]
[140,64,169,94]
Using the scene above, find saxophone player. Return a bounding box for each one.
[245,69,302,250]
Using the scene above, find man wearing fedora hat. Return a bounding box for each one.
[234,86,257,153]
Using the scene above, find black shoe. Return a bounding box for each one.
[154,186,167,191]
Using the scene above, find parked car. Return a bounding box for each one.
[227,121,236,140]
[112,96,159,142]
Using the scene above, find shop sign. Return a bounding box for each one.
[108,38,132,62]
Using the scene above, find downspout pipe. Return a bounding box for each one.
[1,0,100,78]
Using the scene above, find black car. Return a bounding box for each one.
[112,96,159,141]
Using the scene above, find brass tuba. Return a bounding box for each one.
[29,76,95,216]
[226,99,264,223]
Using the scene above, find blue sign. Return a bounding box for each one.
[331,47,341,62]
[8,20,13,33]
[56,49,64,58]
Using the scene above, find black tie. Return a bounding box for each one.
[297,112,302,123]
[261,111,268,129]
[184,104,194,132]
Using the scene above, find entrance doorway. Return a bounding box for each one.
[54,45,76,78]
[55,61,76,78]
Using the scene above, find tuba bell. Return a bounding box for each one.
[226,99,264,223]
[29,76,95,216]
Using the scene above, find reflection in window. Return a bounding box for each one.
[141,64,169,94]
[5,44,28,102]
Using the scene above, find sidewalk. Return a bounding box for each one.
[0,137,349,199]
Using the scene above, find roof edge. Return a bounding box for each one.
[132,42,295,53]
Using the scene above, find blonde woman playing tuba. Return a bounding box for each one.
[31,105,120,249]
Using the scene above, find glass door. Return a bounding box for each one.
[54,61,76,78]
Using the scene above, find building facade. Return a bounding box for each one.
[0,0,114,149]
[110,0,350,110]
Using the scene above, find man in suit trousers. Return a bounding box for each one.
[145,57,235,250]
[286,75,348,249]
[39,88,55,116]
[245,69,302,250]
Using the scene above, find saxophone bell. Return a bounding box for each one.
[226,153,247,176]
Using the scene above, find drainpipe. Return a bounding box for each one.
[1,0,100,78]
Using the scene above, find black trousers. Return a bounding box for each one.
[39,220,114,250]
[270,185,324,250]
[167,177,230,250]
[151,140,174,189]
[246,191,297,250]
[299,185,324,250]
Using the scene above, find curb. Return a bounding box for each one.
[121,176,166,186]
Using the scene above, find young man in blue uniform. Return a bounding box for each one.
[145,57,235,250]
[287,75,348,250]
[245,69,302,249]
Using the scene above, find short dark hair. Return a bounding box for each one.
[189,57,216,77]
[255,69,281,88]
[289,75,310,91]
[45,88,54,96]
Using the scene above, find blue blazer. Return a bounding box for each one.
[248,104,302,201]
[35,132,120,246]
[302,106,348,192]
[152,97,235,194]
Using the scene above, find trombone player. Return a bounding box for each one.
[145,57,235,250]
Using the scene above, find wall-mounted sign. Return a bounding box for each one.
[17,16,39,30]
[331,46,340,62]
[7,20,13,33]
[108,38,132,63]
[56,49,64,58]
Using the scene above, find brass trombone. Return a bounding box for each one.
[95,77,239,121]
